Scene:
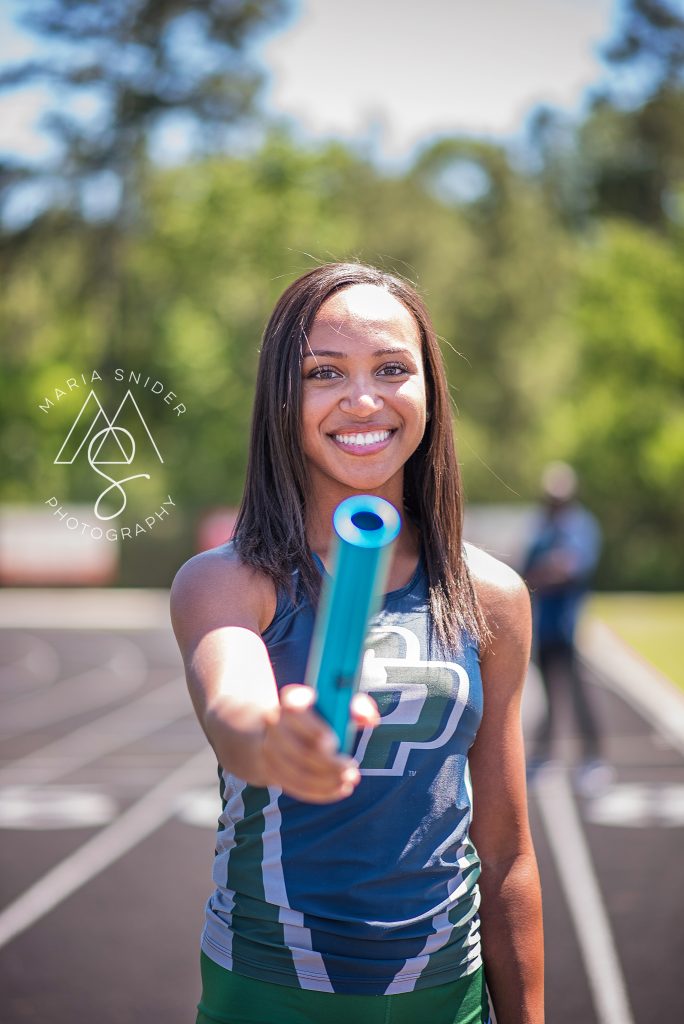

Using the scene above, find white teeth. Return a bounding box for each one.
[333,430,391,447]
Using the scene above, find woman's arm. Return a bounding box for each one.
[467,545,544,1024]
[170,547,376,803]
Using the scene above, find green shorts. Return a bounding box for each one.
[196,951,491,1024]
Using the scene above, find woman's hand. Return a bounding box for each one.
[260,685,379,803]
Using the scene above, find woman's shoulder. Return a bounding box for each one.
[464,542,531,642]
[170,541,277,636]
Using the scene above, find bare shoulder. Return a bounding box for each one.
[464,542,531,645]
[170,542,277,641]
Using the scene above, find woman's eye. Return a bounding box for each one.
[307,365,341,380]
[378,362,409,376]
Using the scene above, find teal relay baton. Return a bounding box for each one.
[306,495,401,753]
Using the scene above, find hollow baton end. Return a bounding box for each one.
[332,495,401,550]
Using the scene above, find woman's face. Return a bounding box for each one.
[300,284,428,508]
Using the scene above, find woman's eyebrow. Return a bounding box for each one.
[374,347,414,357]
[303,349,346,359]
[302,347,413,359]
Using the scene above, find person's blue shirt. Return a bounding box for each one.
[523,503,601,648]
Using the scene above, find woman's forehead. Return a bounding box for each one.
[313,284,419,335]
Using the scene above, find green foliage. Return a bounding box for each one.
[2,128,683,587]
[0,0,288,220]
[560,221,684,586]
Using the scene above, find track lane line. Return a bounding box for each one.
[534,765,636,1024]
[0,746,213,950]
[0,634,60,698]
[0,638,147,736]
[0,676,190,786]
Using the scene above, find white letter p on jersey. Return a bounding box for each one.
[354,626,470,775]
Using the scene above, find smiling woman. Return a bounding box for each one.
[170,262,544,1024]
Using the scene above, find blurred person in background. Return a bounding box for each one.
[523,461,611,793]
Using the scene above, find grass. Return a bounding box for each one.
[588,593,684,693]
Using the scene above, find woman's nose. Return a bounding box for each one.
[340,378,384,416]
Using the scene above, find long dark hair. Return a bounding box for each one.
[233,262,490,649]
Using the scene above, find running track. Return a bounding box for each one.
[0,591,682,1023]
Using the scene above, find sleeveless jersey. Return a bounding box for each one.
[201,552,485,995]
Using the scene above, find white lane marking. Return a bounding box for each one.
[534,765,636,1024]
[580,620,684,756]
[0,746,213,951]
[585,783,684,828]
[0,786,118,829]
[0,638,147,736]
[0,676,190,786]
[0,589,170,630]
[175,787,222,828]
[0,633,60,697]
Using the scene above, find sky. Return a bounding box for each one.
[0,0,622,168]
[257,0,620,161]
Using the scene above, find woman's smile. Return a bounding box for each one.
[329,427,396,454]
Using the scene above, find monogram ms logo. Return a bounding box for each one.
[40,368,186,542]
[55,389,163,520]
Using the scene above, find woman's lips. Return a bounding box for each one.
[328,429,395,454]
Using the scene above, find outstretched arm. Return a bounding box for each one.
[170,547,377,803]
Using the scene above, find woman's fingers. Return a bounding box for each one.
[276,766,358,804]
[280,684,380,733]
[350,691,380,728]
[266,721,353,782]
[262,684,359,801]
[278,684,338,752]
[262,684,381,802]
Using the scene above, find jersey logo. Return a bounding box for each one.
[353,626,470,775]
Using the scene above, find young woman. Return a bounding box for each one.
[171,263,544,1024]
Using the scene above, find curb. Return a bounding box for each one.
[579,618,684,757]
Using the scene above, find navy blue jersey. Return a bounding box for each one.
[201,551,485,994]
[523,504,601,647]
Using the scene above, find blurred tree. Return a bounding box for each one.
[0,135,376,513]
[0,0,287,225]
[525,106,592,229]
[0,133,572,508]
[562,220,684,587]
[527,1,684,230]
[602,0,684,91]
[584,0,684,228]
[573,87,684,228]
[407,137,575,499]
[1,124,681,588]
